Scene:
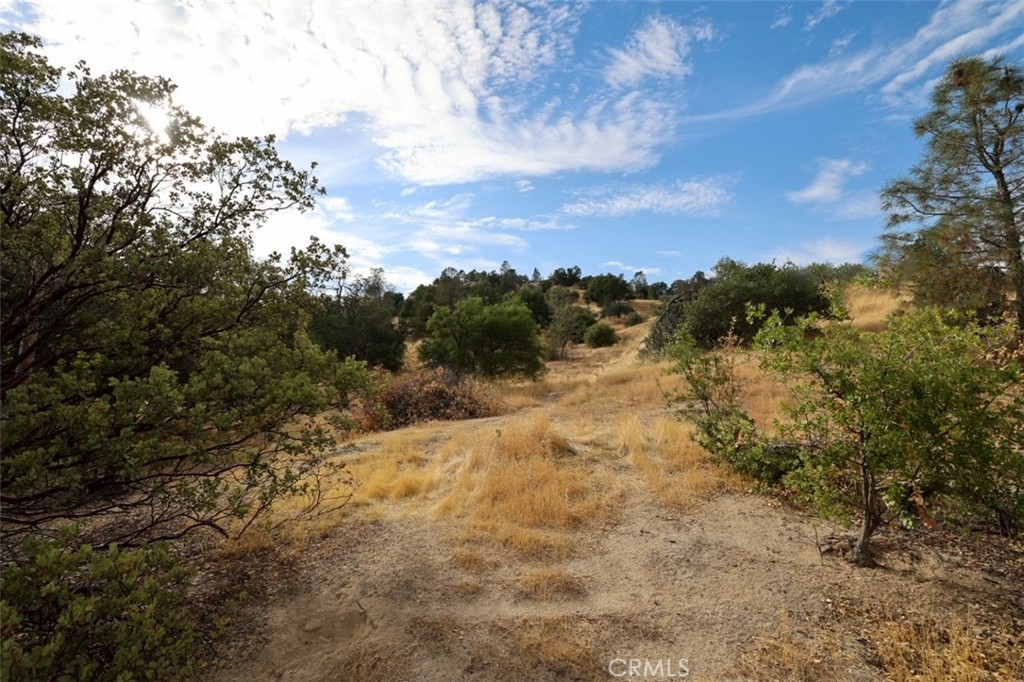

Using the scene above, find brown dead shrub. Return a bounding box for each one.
[358,368,503,431]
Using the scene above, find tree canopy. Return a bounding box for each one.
[418,297,546,379]
[880,55,1024,329]
[0,32,366,546]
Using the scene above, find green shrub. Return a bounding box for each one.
[419,297,545,379]
[623,311,645,327]
[682,259,831,348]
[1,539,198,682]
[584,323,618,348]
[600,301,634,318]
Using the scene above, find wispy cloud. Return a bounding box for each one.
[787,158,868,204]
[514,179,535,193]
[786,158,880,221]
[604,15,713,88]
[769,237,870,265]
[879,0,1024,108]
[600,261,662,275]
[561,177,734,217]
[829,31,857,58]
[805,0,850,31]
[770,5,793,30]
[690,0,1024,122]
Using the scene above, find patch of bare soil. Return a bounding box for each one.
[204,318,1023,681]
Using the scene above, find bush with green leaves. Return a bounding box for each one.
[667,308,1024,566]
[510,286,553,328]
[418,297,545,379]
[1,540,198,681]
[1,32,369,547]
[681,259,831,348]
[310,269,406,371]
[600,300,634,318]
[547,305,598,357]
[623,311,645,327]
[584,274,632,307]
[755,308,1024,563]
[664,331,764,477]
[584,322,618,348]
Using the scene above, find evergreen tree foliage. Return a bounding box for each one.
[880,56,1024,329]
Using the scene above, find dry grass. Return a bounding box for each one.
[845,284,904,331]
[515,568,588,600]
[616,413,735,507]
[731,352,790,431]
[497,376,586,409]
[508,615,603,679]
[434,414,606,557]
[739,606,1024,682]
[451,547,499,573]
[348,431,440,504]
[868,611,1024,682]
[738,611,847,681]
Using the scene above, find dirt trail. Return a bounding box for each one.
[207,319,1023,682]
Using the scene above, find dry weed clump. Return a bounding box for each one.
[739,605,1023,682]
[737,611,848,681]
[359,368,504,431]
[347,431,442,503]
[866,610,1024,682]
[507,615,603,679]
[515,568,588,600]
[435,414,604,557]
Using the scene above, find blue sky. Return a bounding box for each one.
[4,1,1023,290]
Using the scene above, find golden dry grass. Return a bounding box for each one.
[433,414,607,558]
[515,568,588,600]
[845,284,904,331]
[348,430,440,503]
[508,615,603,679]
[497,376,587,409]
[451,547,499,573]
[738,611,845,681]
[869,612,1024,682]
[616,414,736,506]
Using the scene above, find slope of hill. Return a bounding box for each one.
[205,302,1023,681]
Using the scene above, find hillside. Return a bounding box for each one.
[204,297,1022,682]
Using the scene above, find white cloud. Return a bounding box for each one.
[786,158,881,222]
[561,177,734,217]
[320,197,355,222]
[600,261,662,275]
[496,217,575,231]
[805,0,849,31]
[603,15,713,88]
[829,31,857,58]
[690,0,1024,122]
[833,193,882,220]
[514,179,535,193]
[880,0,1024,108]
[786,158,868,204]
[770,6,793,30]
[769,237,870,265]
[16,1,686,185]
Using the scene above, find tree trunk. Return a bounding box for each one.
[852,452,880,567]
[1006,231,1024,332]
